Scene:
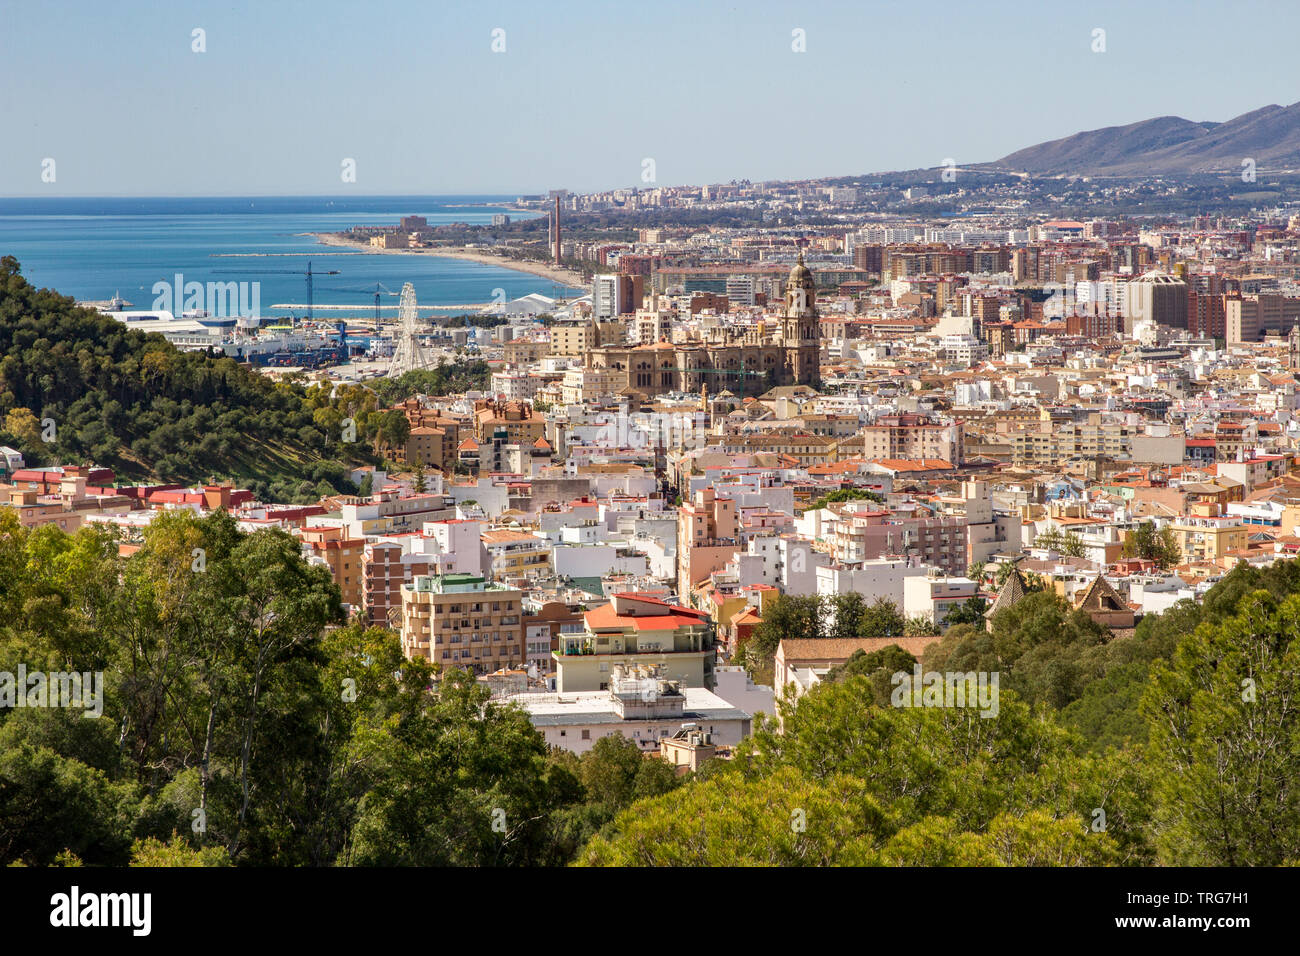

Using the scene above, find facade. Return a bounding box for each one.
[677,486,740,587]
[1168,504,1249,563]
[399,573,524,673]
[585,254,822,400]
[556,593,716,693]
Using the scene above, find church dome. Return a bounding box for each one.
[787,250,814,289]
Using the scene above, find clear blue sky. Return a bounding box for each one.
[1,0,1296,196]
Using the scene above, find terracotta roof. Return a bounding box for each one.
[584,601,709,632]
[779,636,939,663]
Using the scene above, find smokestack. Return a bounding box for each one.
[553,196,561,266]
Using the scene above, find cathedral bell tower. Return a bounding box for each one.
[782,250,820,387]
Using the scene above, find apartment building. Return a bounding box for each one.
[482,528,551,582]
[1225,293,1300,344]
[831,508,967,574]
[903,572,979,626]
[560,366,625,405]
[556,593,716,693]
[852,414,963,465]
[473,399,546,445]
[362,539,429,628]
[319,491,454,538]
[1168,504,1249,564]
[677,486,740,587]
[300,527,366,609]
[399,573,524,673]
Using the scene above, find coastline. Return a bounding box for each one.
[308,232,588,292]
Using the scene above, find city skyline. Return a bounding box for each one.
[3,0,1298,196]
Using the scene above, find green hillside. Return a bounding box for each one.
[0,256,381,502]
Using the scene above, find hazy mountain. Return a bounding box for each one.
[985,103,1300,176]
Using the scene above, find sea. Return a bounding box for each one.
[0,195,569,319]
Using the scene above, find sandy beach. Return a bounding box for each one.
[309,232,589,292]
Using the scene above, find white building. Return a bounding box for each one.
[902,572,979,626]
[510,670,751,756]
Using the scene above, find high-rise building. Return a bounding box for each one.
[592,273,644,319]
[1128,272,1188,334]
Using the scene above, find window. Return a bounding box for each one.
[581,729,590,740]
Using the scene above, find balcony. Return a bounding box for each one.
[560,638,595,656]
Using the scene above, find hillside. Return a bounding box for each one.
[0,256,377,502]
[987,102,1300,176]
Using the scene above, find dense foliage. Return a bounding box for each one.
[0,509,680,866]
[738,592,923,671]
[5,491,1299,865]
[0,258,381,503]
[367,361,492,406]
[1122,519,1183,569]
[587,561,1300,865]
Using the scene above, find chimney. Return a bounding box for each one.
[553,196,561,265]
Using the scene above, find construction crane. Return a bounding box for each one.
[679,353,771,393]
[326,282,399,322]
[212,261,340,321]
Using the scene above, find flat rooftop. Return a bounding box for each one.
[505,687,749,727]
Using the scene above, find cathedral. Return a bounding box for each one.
[584,253,822,400]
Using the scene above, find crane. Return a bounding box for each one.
[328,282,399,322]
[212,260,340,321]
[678,353,771,393]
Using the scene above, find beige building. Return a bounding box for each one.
[301,527,365,610]
[400,573,524,674]
[852,414,964,465]
[560,366,625,405]
[1225,293,1300,344]
[676,486,739,588]
[550,319,626,357]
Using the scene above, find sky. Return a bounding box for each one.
[1,0,1297,197]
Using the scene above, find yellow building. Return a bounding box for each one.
[482,529,551,582]
[1168,503,1249,563]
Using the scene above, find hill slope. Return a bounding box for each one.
[988,102,1300,176]
[0,256,376,502]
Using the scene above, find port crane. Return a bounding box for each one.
[212,260,340,321]
[328,282,399,322]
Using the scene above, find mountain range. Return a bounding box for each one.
[979,102,1300,177]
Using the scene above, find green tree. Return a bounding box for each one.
[1142,590,1300,865]
[740,594,824,670]
[579,734,677,811]
[1123,520,1182,570]
[944,597,988,627]
[130,834,232,867]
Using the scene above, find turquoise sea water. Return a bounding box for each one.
[0,195,568,317]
